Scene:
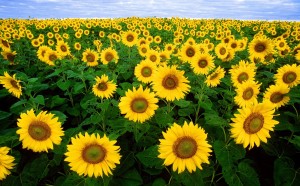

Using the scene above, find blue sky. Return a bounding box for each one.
[0,0,299,20]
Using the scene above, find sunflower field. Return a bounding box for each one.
[0,17,300,186]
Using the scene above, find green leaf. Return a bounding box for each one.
[173,169,205,186]
[10,99,28,114]
[73,82,85,94]
[50,95,67,108]
[50,110,67,124]
[204,111,228,127]
[57,79,71,91]
[0,110,12,120]
[136,145,163,169]
[174,99,191,108]
[213,140,246,168]
[152,178,167,186]
[154,108,174,128]
[274,157,300,186]
[290,135,300,149]
[0,128,19,146]
[114,168,143,186]
[236,161,260,186]
[178,107,194,116]
[61,172,85,186]
[30,95,45,105]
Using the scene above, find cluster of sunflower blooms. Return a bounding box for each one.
[1,18,300,181]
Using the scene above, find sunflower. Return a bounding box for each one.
[179,43,199,63]
[0,38,11,50]
[146,49,160,64]
[119,85,158,123]
[205,66,225,87]
[248,36,274,59]
[229,60,257,88]
[164,43,175,54]
[234,81,260,108]
[274,64,300,88]
[92,75,117,99]
[16,109,64,152]
[152,66,190,101]
[82,48,99,67]
[263,84,290,109]
[134,59,157,83]
[0,147,15,181]
[190,53,215,75]
[44,49,61,66]
[37,45,51,62]
[56,41,71,57]
[100,47,119,65]
[121,30,138,47]
[74,42,81,51]
[31,38,40,47]
[138,44,150,57]
[1,49,17,64]
[0,71,22,98]
[158,121,212,174]
[230,102,279,149]
[296,52,300,62]
[214,42,230,60]
[65,132,121,178]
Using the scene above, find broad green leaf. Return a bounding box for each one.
[30,94,45,105]
[290,135,300,149]
[0,110,12,120]
[50,110,67,124]
[174,99,191,108]
[50,95,67,108]
[178,107,194,116]
[274,157,300,186]
[113,168,143,186]
[10,99,28,114]
[204,111,228,127]
[154,108,174,128]
[136,145,163,169]
[57,79,71,91]
[152,178,167,186]
[213,140,246,168]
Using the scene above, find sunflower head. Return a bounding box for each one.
[274,64,300,87]
[158,121,212,173]
[0,71,22,98]
[0,146,15,181]
[92,75,117,99]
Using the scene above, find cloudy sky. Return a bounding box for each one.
[0,0,299,20]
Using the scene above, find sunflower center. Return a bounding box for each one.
[49,54,57,61]
[105,52,114,62]
[231,43,237,48]
[210,72,218,80]
[162,75,178,90]
[10,80,19,89]
[237,72,249,83]
[243,113,264,134]
[141,66,152,77]
[198,59,208,68]
[60,45,67,52]
[86,54,95,62]
[270,92,284,103]
[141,48,147,53]
[82,144,106,164]
[219,47,226,55]
[7,54,15,62]
[254,43,266,53]
[279,42,284,48]
[186,47,195,57]
[242,87,254,100]
[97,82,108,91]
[28,121,51,141]
[150,55,157,62]
[173,137,197,159]
[282,71,296,84]
[41,50,46,57]
[2,40,9,48]
[127,35,134,42]
[131,98,148,113]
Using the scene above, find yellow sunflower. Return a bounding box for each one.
[234,81,260,108]
[16,109,64,152]
[121,30,138,47]
[65,132,121,178]
[56,41,71,57]
[0,38,11,50]
[296,52,300,62]
[74,42,81,51]
[214,42,229,60]
[274,64,300,88]
[138,44,150,57]
[119,85,158,123]
[158,121,212,174]
[146,49,160,64]
[82,48,99,67]
[230,102,279,149]
[152,66,190,101]
[1,49,17,64]
[92,75,117,99]
[263,84,290,109]
[229,60,257,88]
[37,45,51,62]
[190,53,215,75]
[44,49,61,66]
[205,66,225,87]
[0,147,15,181]
[179,43,200,63]
[248,36,274,59]
[100,47,119,65]
[134,59,157,83]
[0,71,22,98]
